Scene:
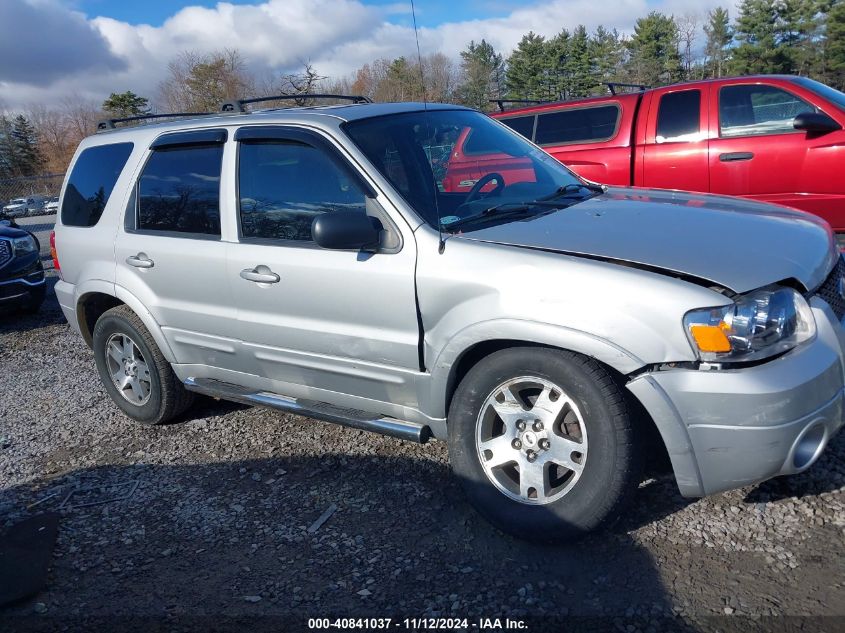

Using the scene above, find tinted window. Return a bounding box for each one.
[61,142,133,227]
[792,77,845,113]
[238,142,366,242]
[534,105,619,145]
[500,115,535,140]
[656,90,701,142]
[136,145,222,236]
[720,85,815,137]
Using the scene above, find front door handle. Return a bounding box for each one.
[719,151,754,162]
[240,266,280,284]
[126,253,154,268]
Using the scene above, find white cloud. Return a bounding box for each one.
[0,0,726,110]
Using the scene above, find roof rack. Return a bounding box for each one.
[96,112,214,132]
[490,99,551,113]
[605,82,650,95]
[220,94,372,113]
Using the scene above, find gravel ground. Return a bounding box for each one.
[1,216,844,632]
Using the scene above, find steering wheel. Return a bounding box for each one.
[464,173,505,205]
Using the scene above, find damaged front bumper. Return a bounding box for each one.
[628,296,845,497]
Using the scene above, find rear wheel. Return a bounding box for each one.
[93,305,193,424]
[448,347,641,541]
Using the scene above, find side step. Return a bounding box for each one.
[184,377,431,443]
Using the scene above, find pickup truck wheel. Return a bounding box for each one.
[92,305,194,425]
[448,347,641,541]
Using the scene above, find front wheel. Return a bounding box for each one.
[448,347,641,541]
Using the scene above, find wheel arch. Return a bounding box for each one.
[76,287,177,364]
[431,328,698,496]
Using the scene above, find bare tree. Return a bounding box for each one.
[676,14,700,79]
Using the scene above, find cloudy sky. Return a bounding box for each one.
[0,0,724,110]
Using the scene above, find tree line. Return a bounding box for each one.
[2,0,843,180]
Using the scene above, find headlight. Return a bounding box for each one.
[11,235,38,256]
[684,286,816,363]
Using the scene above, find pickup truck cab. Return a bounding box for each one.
[445,76,845,232]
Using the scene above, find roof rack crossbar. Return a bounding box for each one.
[220,93,372,113]
[489,98,551,112]
[604,82,650,95]
[96,112,214,131]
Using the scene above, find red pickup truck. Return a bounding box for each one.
[442,75,845,231]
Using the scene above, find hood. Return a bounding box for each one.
[0,224,31,239]
[455,188,837,294]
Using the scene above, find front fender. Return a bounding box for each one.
[426,318,645,419]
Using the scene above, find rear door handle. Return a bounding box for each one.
[240,266,280,284]
[719,152,754,162]
[126,253,154,268]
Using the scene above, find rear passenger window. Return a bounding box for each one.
[656,90,701,143]
[534,105,619,145]
[238,142,367,242]
[720,85,814,137]
[135,145,223,236]
[61,142,133,227]
[501,115,535,140]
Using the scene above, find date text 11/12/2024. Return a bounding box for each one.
[307,618,528,630]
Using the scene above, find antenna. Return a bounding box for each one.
[409,0,445,253]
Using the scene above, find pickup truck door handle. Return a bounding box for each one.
[126,253,154,268]
[719,152,754,162]
[240,266,280,284]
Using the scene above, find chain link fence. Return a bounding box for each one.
[0,173,64,218]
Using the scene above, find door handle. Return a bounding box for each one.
[126,253,154,268]
[719,152,754,162]
[240,266,280,284]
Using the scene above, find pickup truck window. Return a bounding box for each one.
[720,84,814,138]
[792,77,845,113]
[534,105,619,146]
[500,115,535,140]
[136,145,222,237]
[656,90,701,143]
[238,142,367,243]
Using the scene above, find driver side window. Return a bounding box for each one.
[720,85,815,138]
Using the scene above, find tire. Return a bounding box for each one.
[20,285,45,314]
[448,347,641,541]
[92,305,194,425]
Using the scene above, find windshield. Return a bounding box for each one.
[343,109,587,231]
[792,77,845,113]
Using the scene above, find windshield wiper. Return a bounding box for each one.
[537,182,606,201]
[441,184,607,232]
[441,203,538,231]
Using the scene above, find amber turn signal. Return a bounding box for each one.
[689,324,731,353]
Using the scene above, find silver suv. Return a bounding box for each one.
[53,100,845,539]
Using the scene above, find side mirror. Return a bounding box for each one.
[312,211,382,251]
[793,111,841,134]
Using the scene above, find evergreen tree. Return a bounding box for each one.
[506,32,549,100]
[102,91,150,118]
[625,12,682,85]
[545,29,571,99]
[704,8,733,77]
[566,26,593,97]
[458,40,504,110]
[590,27,625,90]
[828,0,845,89]
[0,115,44,178]
[731,0,790,74]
